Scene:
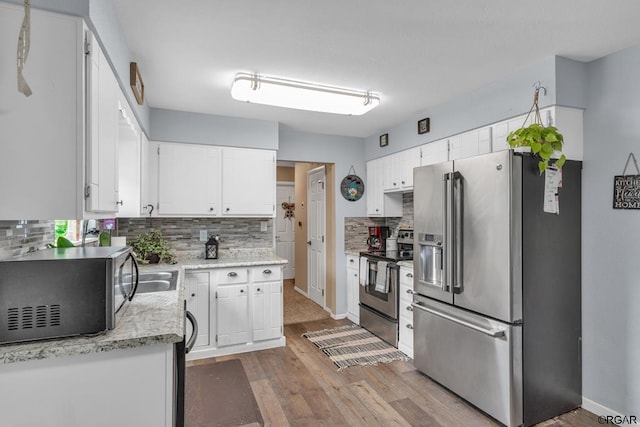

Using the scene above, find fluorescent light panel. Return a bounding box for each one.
[231,73,379,115]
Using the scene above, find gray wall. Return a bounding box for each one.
[150,108,279,150]
[582,45,640,415]
[278,126,366,315]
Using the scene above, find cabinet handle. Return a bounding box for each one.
[375,208,379,212]
[209,207,214,212]
[191,293,196,297]
[406,306,413,312]
[116,200,123,206]
[401,180,406,184]
[406,289,415,295]
[393,182,397,186]
[225,207,230,212]
[228,272,238,277]
[349,259,354,263]
[257,288,261,292]
[240,289,245,293]
[406,273,413,278]
[263,269,272,274]
[354,273,358,277]
[406,324,413,330]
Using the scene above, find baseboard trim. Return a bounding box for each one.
[582,397,625,420]
[293,286,308,297]
[330,312,347,320]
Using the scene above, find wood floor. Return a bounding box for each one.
[188,318,602,427]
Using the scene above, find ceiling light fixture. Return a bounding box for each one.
[230,73,380,115]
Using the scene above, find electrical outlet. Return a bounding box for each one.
[199,230,208,241]
[260,221,268,232]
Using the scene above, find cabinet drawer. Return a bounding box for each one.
[399,283,415,305]
[400,298,414,317]
[399,267,414,286]
[214,267,248,284]
[346,254,359,269]
[251,265,282,282]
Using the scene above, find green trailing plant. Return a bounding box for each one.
[506,84,566,174]
[130,229,176,264]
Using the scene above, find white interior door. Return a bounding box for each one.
[276,183,295,279]
[307,166,326,308]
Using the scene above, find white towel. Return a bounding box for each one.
[375,261,389,293]
[359,257,368,286]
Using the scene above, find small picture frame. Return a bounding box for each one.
[130,62,145,105]
[379,133,389,147]
[418,117,430,134]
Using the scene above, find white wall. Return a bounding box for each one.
[278,126,366,315]
[150,108,279,150]
[582,45,640,415]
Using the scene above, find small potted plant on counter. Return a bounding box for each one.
[130,229,176,264]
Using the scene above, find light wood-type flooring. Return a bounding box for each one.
[188,317,601,427]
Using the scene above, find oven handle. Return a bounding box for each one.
[185,310,198,353]
[411,301,505,338]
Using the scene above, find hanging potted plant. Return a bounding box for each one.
[506,84,566,174]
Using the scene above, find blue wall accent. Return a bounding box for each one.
[150,108,279,149]
[582,44,640,415]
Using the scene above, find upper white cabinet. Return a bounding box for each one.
[449,127,492,161]
[115,95,141,218]
[421,139,449,166]
[366,158,402,217]
[222,148,275,216]
[382,146,421,192]
[0,6,84,219]
[158,142,221,216]
[139,136,158,217]
[85,31,119,214]
[154,142,275,217]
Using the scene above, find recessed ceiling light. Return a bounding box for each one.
[230,73,380,115]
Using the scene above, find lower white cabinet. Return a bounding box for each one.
[398,265,414,358]
[346,254,360,324]
[186,264,285,360]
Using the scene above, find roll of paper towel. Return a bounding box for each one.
[111,236,127,246]
[386,238,397,251]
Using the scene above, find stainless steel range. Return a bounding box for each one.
[359,230,413,347]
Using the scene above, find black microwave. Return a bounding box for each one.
[0,246,139,344]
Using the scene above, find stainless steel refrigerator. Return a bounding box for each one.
[412,150,581,427]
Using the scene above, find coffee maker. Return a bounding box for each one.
[367,226,390,252]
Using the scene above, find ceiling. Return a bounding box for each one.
[113,0,640,138]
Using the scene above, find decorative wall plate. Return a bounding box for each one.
[341,166,365,201]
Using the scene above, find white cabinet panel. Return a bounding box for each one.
[398,266,414,358]
[252,281,282,342]
[421,139,449,166]
[158,143,221,215]
[186,271,210,348]
[140,137,159,216]
[86,31,119,213]
[222,148,275,216]
[366,158,402,217]
[216,284,250,347]
[401,146,422,189]
[115,96,141,218]
[346,254,360,324]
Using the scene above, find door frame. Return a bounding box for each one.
[307,165,326,309]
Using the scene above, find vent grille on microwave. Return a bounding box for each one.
[7,305,61,331]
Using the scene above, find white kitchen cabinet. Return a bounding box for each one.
[401,146,422,189]
[0,344,174,427]
[140,136,159,216]
[366,157,402,217]
[449,127,492,161]
[115,95,141,218]
[187,264,285,360]
[222,147,276,216]
[398,265,414,358]
[383,146,421,192]
[158,142,221,215]
[0,5,84,219]
[420,139,449,166]
[185,271,211,348]
[346,254,360,324]
[85,31,119,214]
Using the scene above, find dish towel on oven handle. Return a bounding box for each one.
[359,257,368,286]
[375,261,389,293]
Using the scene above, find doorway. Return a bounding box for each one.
[275,183,295,280]
[307,166,326,308]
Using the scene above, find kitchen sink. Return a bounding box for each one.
[134,270,179,293]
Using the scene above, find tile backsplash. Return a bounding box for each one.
[0,220,55,259]
[344,192,413,251]
[115,217,274,258]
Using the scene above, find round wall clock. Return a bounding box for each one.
[340,167,365,201]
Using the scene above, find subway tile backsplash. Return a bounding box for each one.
[344,192,413,252]
[0,220,55,259]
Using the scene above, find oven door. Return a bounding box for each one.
[358,258,398,319]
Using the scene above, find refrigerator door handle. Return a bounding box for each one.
[443,172,452,293]
[451,171,463,294]
[411,301,506,338]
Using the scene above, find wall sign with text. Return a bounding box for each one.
[613,153,640,210]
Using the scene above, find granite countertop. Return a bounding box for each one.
[0,252,287,365]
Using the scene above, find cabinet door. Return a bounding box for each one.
[158,143,221,215]
[222,148,275,216]
[366,159,383,216]
[216,284,249,347]
[421,139,449,166]
[346,261,360,323]
[252,281,283,342]
[0,6,83,219]
[401,146,422,189]
[115,96,141,218]
[140,137,159,216]
[86,31,119,213]
[383,153,402,192]
[185,271,210,348]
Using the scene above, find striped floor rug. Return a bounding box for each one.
[303,325,409,371]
